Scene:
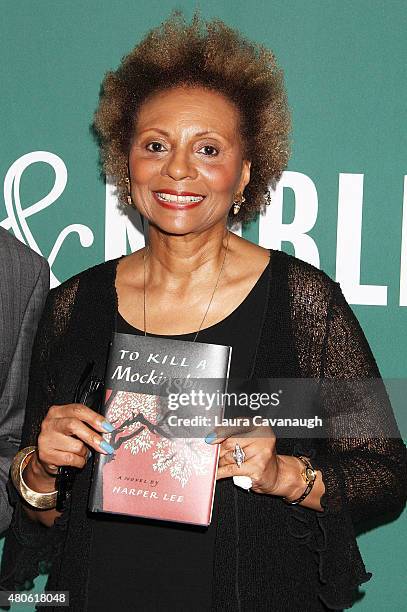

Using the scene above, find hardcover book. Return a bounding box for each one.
[88,332,232,526]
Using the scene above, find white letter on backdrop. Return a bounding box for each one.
[2,151,93,288]
[400,176,407,306]
[258,171,319,267]
[105,181,146,260]
[336,173,387,305]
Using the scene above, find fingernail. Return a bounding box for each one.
[205,432,217,444]
[102,420,115,433]
[100,440,115,454]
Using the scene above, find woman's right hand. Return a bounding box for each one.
[21,404,114,525]
[27,403,115,487]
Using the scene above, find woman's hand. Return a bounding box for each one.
[207,425,309,499]
[20,404,114,526]
[28,403,115,487]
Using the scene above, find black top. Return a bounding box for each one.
[2,249,406,612]
[86,258,270,611]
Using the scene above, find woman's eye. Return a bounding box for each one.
[146,141,166,152]
[198,145,218,156]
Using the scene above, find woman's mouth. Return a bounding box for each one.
[153,190,205,210]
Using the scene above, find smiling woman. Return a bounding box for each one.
[127,86,251,236]
[2,9,406,612]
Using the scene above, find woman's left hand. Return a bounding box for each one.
[207,425,303,498]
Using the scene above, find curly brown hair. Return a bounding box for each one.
[94,10,291,225]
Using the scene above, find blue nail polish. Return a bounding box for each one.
[100,440,115,454]
[205,432,217,444]
[102,420,115,433]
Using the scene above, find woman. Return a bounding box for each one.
[2,12,406,612]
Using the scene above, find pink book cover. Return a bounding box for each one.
[89,333,232,526]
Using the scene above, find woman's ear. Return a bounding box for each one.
[240,159,251,191]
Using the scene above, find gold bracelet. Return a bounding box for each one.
[282,455,317,505]
[11,446,58,510]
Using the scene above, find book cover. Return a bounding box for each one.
[88,332,232,526]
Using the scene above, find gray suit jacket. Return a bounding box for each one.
[0,228,49,534]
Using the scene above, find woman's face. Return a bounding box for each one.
[128,85,251,235]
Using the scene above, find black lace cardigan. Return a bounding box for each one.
[1,249,406,611]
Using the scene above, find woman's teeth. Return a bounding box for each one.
[155,192,204,203]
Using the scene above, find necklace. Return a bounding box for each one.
[143,230,231,342]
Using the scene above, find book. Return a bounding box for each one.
[88,332,232,526]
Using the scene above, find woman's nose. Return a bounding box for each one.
[161,147,197,181]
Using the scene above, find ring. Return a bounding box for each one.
[232,443,246,468]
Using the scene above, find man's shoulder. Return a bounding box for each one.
[0,227,48,275]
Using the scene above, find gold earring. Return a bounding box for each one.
[125,177,132,205]
[233,192,246,215]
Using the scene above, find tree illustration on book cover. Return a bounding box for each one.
[90,388,218,525]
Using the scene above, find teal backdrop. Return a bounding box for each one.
[1,1,406,610]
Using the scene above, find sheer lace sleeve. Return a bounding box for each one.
[0,278,80,591]
[316,280,407,523]
[286,256,407,609]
